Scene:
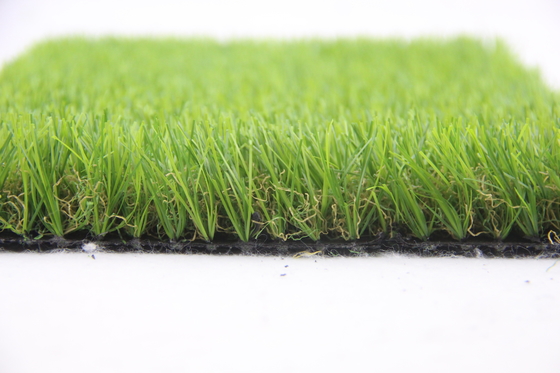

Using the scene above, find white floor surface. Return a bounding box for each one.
[0,253,559,373]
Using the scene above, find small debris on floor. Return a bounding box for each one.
[82,242,99,254]
[82,242,99,260]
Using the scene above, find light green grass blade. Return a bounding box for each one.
[0,37,558,241]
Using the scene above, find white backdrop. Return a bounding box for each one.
[1,0,559,87]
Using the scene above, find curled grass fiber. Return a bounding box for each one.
[0,37,559,242]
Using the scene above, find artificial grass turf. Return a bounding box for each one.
[0,37,559,243]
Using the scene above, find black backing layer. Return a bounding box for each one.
[1,234,559,258]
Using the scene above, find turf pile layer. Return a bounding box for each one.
[0,37,559,243]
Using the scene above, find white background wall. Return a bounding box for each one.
[1,0,559,87]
